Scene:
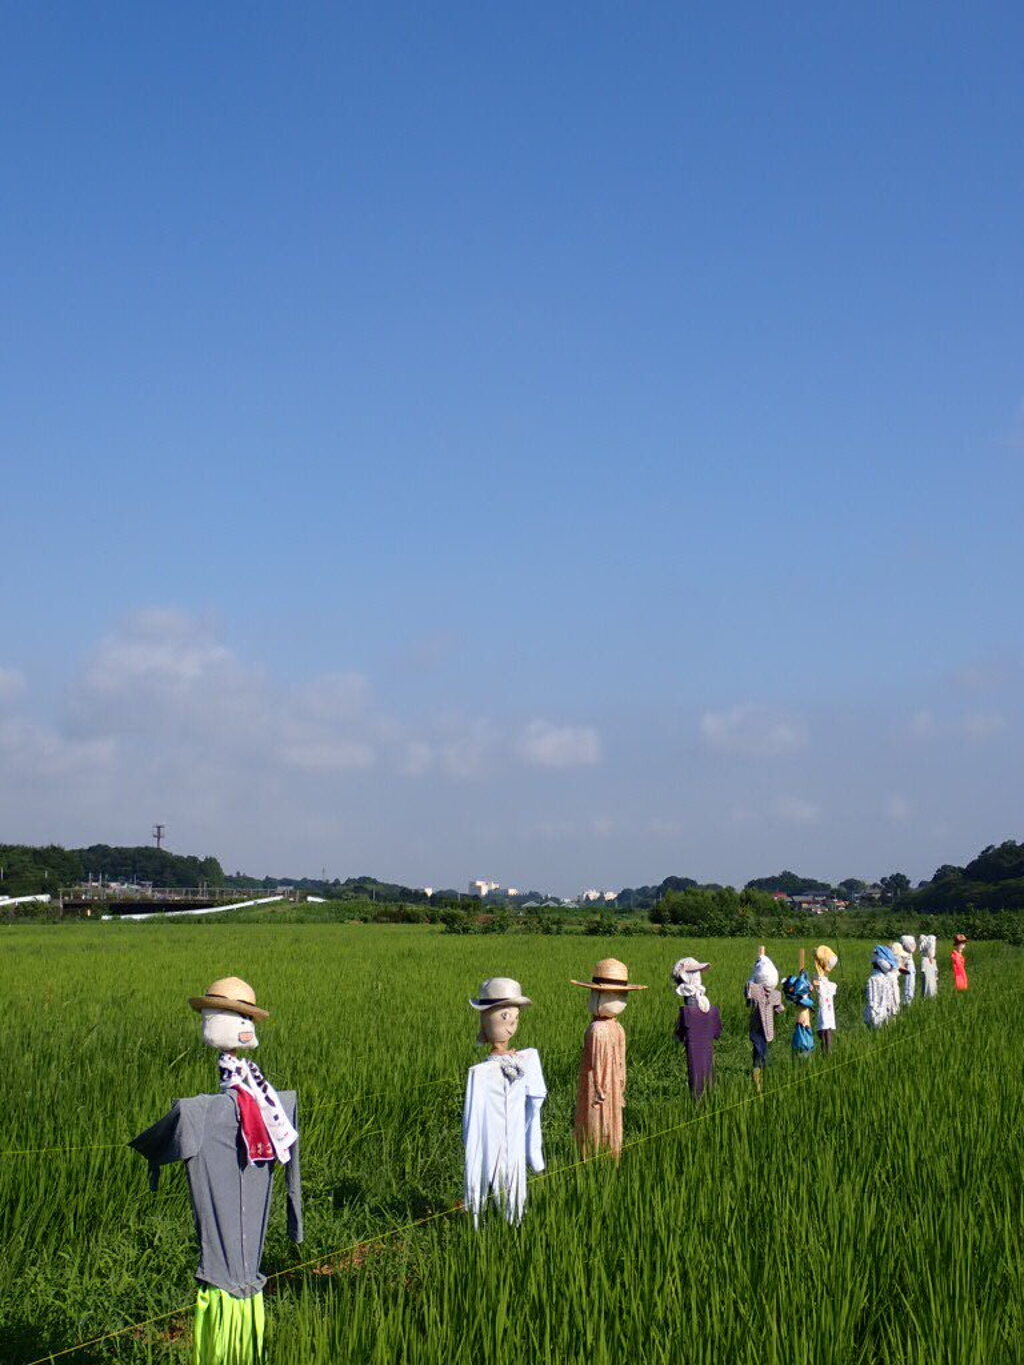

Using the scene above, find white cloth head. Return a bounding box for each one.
[749,954,779,990]
[202,1009,258,1052]
[900,935,917,954]
[919,934,937,959]
[672,959,711,1012]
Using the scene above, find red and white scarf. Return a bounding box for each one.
[219,1053,298,1165]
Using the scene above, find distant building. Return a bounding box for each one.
[469,879,501,898]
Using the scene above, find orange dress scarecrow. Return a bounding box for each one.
[571,958,646,1159]
[574,1016,627,1157]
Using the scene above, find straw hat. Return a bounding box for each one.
[469,977,532,1010]
[188,976,269,1021]
[570,957,648,992]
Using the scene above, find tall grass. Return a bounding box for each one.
[0,924,1017,1363]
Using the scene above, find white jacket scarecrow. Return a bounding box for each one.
[899,935,918,1005]
[130,977,302,1365]
[919,934,939,998]
[463,978,546,1227]
[865,947,900,1029]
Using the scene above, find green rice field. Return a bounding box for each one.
[1,922,1019,1364]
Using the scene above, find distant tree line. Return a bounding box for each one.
[2,837,1023,920]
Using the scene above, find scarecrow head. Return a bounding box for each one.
[814,945,838,977]
[900,935,917,956]
[469,978,532,1049]
[671,957,712,1011]
[188,977,269,1053]
[748,952,779,990]
[871,945,899,974]
[571,958,647,1018]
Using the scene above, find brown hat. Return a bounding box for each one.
[188,976,269,1021]
[570,957,648,992]
[953,933,967,945]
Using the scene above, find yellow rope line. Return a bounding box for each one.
[2,1076,457,1158]
[19,1002,969,1363]
[26,1303,190,1364]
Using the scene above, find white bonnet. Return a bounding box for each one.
[749,953,779,990]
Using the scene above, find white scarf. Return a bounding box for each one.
[674,970,710,1012]
[218,1053,298,1164]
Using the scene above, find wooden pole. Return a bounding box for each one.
[798,947,805,971]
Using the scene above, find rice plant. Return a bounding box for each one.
[0,923,1016,1363]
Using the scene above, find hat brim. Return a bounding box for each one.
[188,995,269,1022]
[468,996,532,1011]
[570,980,648,991]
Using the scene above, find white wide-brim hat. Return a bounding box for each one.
[469,977,532,1010]
[673,957,711,976]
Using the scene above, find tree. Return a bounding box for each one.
[879,873,911,904]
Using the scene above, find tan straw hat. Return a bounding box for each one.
[570,957,648,992]
[188,976,269,1021]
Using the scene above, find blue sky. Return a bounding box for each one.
[2,3,1022,892]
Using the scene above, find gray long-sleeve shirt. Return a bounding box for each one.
[130,1090,303,1299]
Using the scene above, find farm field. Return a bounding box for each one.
[1,923,1020,1364]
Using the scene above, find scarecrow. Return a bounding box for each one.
[899,935,918,1005]
[130,978,302,1365]
[865,945,899,1029]
[745,948,785,1092]
[463,978,546,1226]
[951,933,969,991]
[887,942,906,1018]
[671,956,722,1099]
[572,958,647,1158]
[781,950,816,1055]
[812,945,839,1054]
[919,933,939,998]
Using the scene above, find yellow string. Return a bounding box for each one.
[20,1001,969,1363]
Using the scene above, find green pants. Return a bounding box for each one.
[194,1286,265,1365]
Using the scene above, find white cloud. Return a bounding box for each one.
[908,709,935,739]
[516,719,602,769]
[0,668,26,704]
[278,738,376,772]
[700,705,807,757]
[398,741,433,777]
[885,793,912,823]
[772,795,820,825]
[963,710,1006,742]
[439,719,498,779]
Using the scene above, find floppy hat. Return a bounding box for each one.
[672,957,711,977]
[188,976,269,1021]
[469,977,532,1010]
[953,933,967,944]
[570,957,648,992]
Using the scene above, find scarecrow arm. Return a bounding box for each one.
[284,1097,303,1243]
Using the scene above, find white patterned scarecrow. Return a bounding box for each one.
[899,935,918,1005]
[919,933,939,998]
[130,978,302,1365]
[865,946,900,1029]
[812,945,839,1054]
[463,977,547,1226]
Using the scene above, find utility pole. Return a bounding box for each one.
[153,824,165,850]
